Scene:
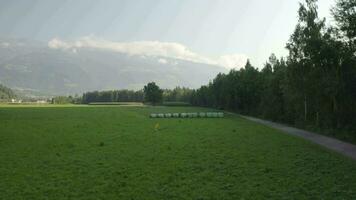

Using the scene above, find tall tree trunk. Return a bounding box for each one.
[304,95,307,122]
[333,96,339,128]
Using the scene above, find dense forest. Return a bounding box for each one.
[190,0,356,137]
[0,84,16,101]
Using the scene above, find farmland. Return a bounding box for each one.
[0,105,356,199]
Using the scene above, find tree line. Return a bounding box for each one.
[81,90,144,104]
[79,85,194,104]
[190,0,356,137]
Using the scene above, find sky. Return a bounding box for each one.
[0,0,336,68]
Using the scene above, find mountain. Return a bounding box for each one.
[0,38,228,96]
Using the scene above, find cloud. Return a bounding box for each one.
[48,36,247,69]
[158,58,168,64]
[217,54,249,69]
[1,42,10,48]
[48,38,71,50]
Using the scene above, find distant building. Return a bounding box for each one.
[11,99,22,103]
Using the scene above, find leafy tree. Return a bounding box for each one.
[285,0,336,126]
[0,84,16,101]
[330,0,356,129]
[163,87,193,103]
[143,82,163,105]
[259,54,287,121]
[332,0,356,46]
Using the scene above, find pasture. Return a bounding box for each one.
[0,105,355,199]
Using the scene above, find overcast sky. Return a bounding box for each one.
[0,0,336,68]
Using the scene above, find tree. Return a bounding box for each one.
[52,96,73,104]
[332,0,356,46]
[143,82,163,105]
[163,87,194,102]
[285,0,327,124]
[259,54,287,122]
[0,84,16,101]
[331,0,356,129]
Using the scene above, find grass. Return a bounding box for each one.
[0,105,355,199]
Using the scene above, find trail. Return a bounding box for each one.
[240,115,356,161]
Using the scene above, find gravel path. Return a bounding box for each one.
[240,115,356,161]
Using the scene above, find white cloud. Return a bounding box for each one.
[217,54,249,69]
[48,38,71,50]
[48,36,247,69]
[158,58,168,64]
[1,42,10,48]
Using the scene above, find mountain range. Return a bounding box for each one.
[0,38,228,97]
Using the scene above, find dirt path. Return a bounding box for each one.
[240,115,356,161]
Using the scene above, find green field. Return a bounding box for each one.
[0,105,355,199]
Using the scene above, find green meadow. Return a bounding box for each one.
[0,105,355,199]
